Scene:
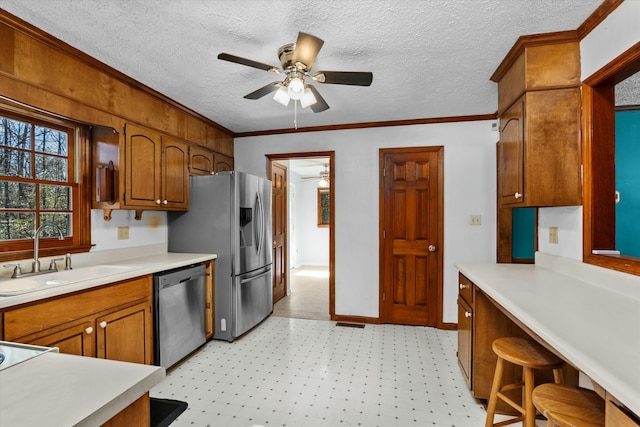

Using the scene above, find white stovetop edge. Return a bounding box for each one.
[535,251,640,299]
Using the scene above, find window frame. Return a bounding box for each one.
[317,187,330,228]
[582,41,640,275]
[0,100,92,262]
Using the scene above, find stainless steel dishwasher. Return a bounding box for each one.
[153,264,206,368]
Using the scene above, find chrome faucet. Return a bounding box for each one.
[33,223,64,273]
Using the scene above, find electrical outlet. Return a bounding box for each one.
[469,215,482,226]
[548,227,558,244]
[117,226,129,240]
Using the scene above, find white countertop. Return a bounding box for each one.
[455,254,640,418]
[0,351,165,426]
[0,252,216,309]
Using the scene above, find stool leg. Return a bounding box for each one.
[485,357,504,427]
[523,367,536,427]
[552,368,564,384]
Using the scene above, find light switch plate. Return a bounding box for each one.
[548,227,558,244]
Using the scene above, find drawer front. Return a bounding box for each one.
[458,273,473,305]
[3,275,152,341]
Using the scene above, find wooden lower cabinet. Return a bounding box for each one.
[28,320,96,357]
[606,399,640,427]
[204,260,215,339]
[456,296,472,388]
[101,393,150,427]
[97,301,152,364]
[2,276,153,364]
[457,273,577,413]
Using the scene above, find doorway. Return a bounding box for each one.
[379,147,444,327]
[268,152,335,320]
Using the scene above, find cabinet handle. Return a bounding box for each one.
[99,321,107,329]
[155,199,161,205]
[514,192,522,199]
[465,312,472,318]
[85,327,93,334]
[162,199,168,205]
[459,283,468,290]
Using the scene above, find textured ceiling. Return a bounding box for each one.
[1,0,605,134]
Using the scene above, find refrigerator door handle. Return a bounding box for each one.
[256,191,265,256]
[240,268,271,284]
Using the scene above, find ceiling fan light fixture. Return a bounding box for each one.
[300,87,317,108]
[273,86,290,106]
[318,177,329,188]
[287,76,305,100]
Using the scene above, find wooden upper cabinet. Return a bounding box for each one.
[189,144,215,176]
[494,38,582,208]
[123,123,189,210]
[161,136,189,209]
[214,152,234,172]
[498,98,525,205]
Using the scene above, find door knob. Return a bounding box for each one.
[428,245,437,252]
[155,199,161,205]
[99,321,107,329]
[85,327,93,334]
[514,192,522,199]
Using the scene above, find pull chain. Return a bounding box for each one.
[294,100,298,130]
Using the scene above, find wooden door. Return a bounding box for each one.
[124,123,162,208]
[96,302,152,364]
[161,136,189,209]
[271,162,287,303]
[380,147,442,326]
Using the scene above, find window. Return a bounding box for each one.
[0,106,90,261]
[317,188,330,228]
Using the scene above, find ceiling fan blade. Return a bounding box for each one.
[218,53,279,72]
[244,82,282,99]
[314,71,373,86]
[291,32,324,70]
[307,85,329,113]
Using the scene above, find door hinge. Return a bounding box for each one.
[383,230,386,239]
[383,167,386,177]
[382,291,386,301]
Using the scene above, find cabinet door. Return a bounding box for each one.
[189,145,215,176]
[96,301,152,364]
[26,320,96,357]
[457,297,472,389]
[161,136,189,209]
[213,152,234,172]
[498,97,525,205]
[124,124,162,208]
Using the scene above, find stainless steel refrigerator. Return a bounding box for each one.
[168,172,273,341]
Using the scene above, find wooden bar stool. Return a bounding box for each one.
[532,383,605,427]
[485,337,565,427]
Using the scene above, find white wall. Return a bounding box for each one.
[291,173,330,267]
[234,121,497,322]
[538,1,640,260]
[90,209,168,252]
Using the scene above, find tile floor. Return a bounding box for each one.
[151,316,493,427]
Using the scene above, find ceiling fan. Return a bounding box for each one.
[302,164,330,187]
[218,32,373,113]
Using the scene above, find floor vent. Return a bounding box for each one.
[336,322,365,328]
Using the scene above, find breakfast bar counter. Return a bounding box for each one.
[0,350,164,426]
[455,253,640,420]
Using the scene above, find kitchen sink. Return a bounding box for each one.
[0,265,138,296]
